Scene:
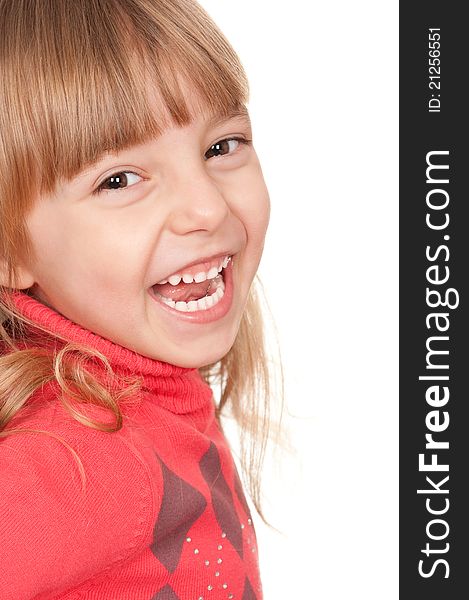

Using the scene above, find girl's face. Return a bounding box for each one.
[21,95,270,367]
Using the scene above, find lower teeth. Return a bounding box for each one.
[155,279,225,312]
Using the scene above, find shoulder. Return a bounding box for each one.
[0,381,156,598]
[2,380,154,494]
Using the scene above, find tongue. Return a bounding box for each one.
[154,279,213,302]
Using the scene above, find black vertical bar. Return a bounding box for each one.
[400,2,467,597]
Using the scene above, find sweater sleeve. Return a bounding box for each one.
[0,415,155,600]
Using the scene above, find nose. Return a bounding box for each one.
[165,169,230,236]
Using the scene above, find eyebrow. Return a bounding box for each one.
[206,106,252,129]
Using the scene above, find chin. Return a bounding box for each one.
[161,329,238,369]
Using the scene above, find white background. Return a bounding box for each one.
[199,1,398,598]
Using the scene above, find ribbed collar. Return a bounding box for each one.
[8,291,214,414]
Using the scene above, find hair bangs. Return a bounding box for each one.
[1,0,249,200]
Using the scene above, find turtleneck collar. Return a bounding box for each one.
[7,291,214,414]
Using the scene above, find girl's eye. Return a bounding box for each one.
[93,171,142,195]
[204,137,252,161]
[92,137,251,195]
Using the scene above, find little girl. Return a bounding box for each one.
[0,1,278,598]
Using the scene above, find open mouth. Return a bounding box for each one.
[151,255,231,313]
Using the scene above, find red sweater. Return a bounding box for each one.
[0,292,262,600]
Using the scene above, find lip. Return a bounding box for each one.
[148,256,234,324]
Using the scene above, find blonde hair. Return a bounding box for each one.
[0,0,283,521]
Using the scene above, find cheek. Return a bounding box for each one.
[229,165,271,246]
[244,181,271,247]
[26,208,69,281]
[27,206,131,295]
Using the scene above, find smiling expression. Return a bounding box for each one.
[21,92,270,368]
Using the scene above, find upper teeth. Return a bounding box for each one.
[157,255,231,286]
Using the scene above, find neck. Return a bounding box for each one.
[5,290,214,414]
